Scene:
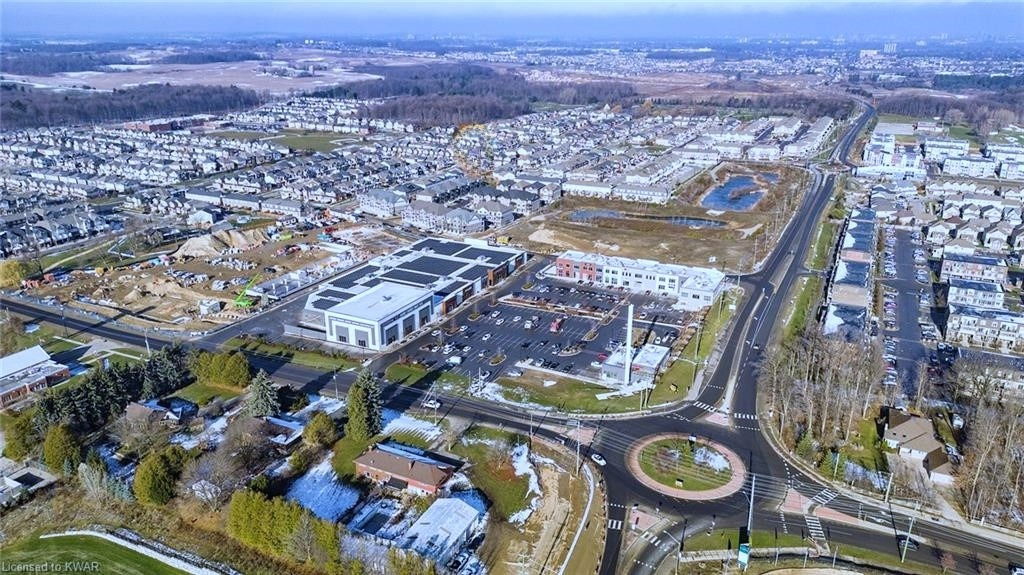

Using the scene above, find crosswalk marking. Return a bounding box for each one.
[694,401,716,412]
[811,488,838,506]
[733,412,757,420]
[805,515,826,541]
[607,519,622,530]
[779,511,789,534]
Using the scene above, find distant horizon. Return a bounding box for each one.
[2,1,1022,41]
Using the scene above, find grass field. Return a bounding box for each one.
[331,435,371,480]
[658,293,737,402]
[172,381,242,406]
[228,337,360,371]
[2,321,87,356]
[682,528,806,552]
[209,130,271,141]
[274,130,359,153]
[1,534,187,575]
[783,276,822,341]
[384,362,430,386]
[807,220,838,271]
[841,417,888,473]
[637,438,732,491]
[451,426,533,521]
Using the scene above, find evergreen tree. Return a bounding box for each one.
[302,411,337,448]
[191,351,251,389]
[133,445,188,505]
[42,424,81,474]
[246,370,280,417]
[2,408,38,460]
[796,431,817,463]
[345,369,381,442]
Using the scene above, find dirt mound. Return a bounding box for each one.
[173,228,271,259]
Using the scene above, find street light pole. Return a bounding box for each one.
[900,515,916,563]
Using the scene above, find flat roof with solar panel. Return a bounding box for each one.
[303,237,526,329]
[398,255,466,277]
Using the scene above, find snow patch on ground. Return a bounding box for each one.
[844,460,887,491]
[381,410,443,441]
[295,395,345,420]
[694,446,730,472]
[286,455,360,521]
[171,412,230,449]
[531,452,565,472]
[506,443,542,525]
[474,381,550,411]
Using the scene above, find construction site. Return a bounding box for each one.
[26,222,408,332]
[499,163,808,273]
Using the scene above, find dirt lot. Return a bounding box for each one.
[500,162,808,272]
[479,441,602,575]
[31,222,407,330]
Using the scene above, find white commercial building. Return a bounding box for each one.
[302,238,527,350]
[554,250,725,310]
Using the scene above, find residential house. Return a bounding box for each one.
[354,444,456,496]
[883,412,941,460]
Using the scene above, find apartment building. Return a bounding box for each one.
[939,253,1008,284]
[947,278,1004,310]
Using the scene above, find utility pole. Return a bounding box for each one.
[144,328,151,357]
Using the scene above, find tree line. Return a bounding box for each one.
[759,330,884,479]
[0,52,130,76]
[948,359,1024,527]
[876,92,1023,137]
[650,92,854,120]
[312,63,636,126]
[0,82,265,130]
[159,50,263,65]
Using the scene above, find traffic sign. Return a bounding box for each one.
[738,543,751,567]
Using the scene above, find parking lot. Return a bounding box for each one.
[396,269,695,389]
[879,227,933,394]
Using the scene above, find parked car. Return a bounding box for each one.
[590,453,607,466]
[423,399,441,409]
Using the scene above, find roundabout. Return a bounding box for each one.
[627,433,747,500]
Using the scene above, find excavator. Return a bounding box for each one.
[233,273,262,309]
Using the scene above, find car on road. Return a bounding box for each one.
[896,536,919,551]
[590,453,607,466]
[423,399,441,409]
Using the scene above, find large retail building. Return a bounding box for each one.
[302,238,527,350]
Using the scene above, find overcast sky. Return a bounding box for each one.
[3,1,1021,40]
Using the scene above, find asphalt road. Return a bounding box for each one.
[5,102,1024,574]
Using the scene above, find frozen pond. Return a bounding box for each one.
[700,173,777,211]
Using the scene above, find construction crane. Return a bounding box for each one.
[233,274,262,309]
